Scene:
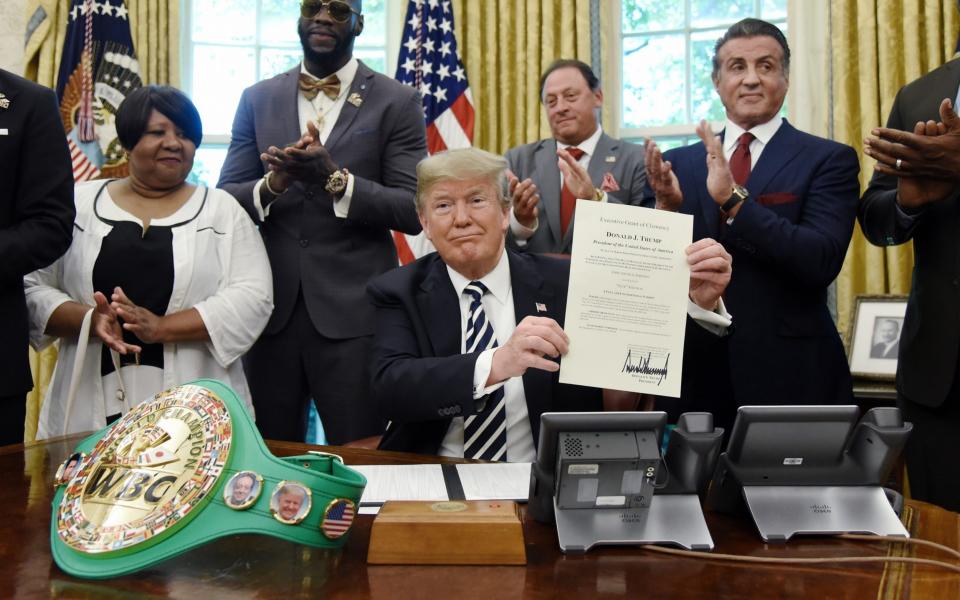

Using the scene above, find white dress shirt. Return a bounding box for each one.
[439,250,536,462]
[252,59,359,221]
[721,114,784,168]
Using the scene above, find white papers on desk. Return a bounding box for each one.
[456,463,531,500]
[353,463,531,515]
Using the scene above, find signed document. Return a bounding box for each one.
[559,200,693,397]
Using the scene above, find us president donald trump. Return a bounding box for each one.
[368,148,735,461]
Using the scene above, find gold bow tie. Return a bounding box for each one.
[298,73,341,101]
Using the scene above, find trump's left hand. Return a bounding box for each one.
[687,238,732,311]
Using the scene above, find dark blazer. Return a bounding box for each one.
[218,62,426,339]
[659,120,859,408]
[505,133,650,254]
[368,250,733,455]
[0,70,74,396]
[859,59,960,408]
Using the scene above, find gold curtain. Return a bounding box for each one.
[452,0,593,154]
[832,0,959,335]
[24,0,180,88]
[21,0,180,442]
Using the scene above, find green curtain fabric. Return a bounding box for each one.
[452,0,593,154]
[832,0,959,335]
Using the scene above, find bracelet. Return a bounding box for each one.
[263,171,284,196]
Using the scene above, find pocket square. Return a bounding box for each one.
[757,192,798,206]
[600,172,620,192]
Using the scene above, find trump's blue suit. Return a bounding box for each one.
[658,120,859,411]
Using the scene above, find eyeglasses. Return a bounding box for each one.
[300,0,361,22]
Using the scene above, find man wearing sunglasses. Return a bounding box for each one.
[218,0,427,445]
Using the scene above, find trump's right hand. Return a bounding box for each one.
[487,316,569,385]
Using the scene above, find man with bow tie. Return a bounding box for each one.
[369,148,734,460]
[218,0,427,444]
[504,59,650,255]
[644,19,859,426]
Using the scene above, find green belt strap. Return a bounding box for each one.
[50,379,367,579]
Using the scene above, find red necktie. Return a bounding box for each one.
[560,147,586,238]
[728,132,755,186]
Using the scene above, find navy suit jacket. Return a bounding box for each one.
[659,120,859,408]
[218,62,426,339]
[859,59,960,408]
[505,133,650,254]
[0,70,74,396]
[368,249,733,455]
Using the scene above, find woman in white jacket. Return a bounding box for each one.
[25,86,273,438]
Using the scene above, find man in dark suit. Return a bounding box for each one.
[505,59,649,254]
[859,56,960,511]
[0,68,74,445]
[218,0,426,444]
[645,19,859,415]
[369,148,734,459]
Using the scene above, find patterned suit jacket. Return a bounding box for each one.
[218,62,426,338]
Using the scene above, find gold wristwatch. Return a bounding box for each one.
[721,184,748,214]
[324,169,349,195]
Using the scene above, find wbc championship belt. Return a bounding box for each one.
[50,380,367,578]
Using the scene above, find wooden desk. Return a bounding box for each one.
[2,436,957,599]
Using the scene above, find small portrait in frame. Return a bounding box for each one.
[55,452,84,486]
[223,470,263,510]
[270,481,312,524]
[848,295,908,380]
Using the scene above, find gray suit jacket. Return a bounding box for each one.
[218,62,427,339]
[859,58,960,408]
[504,132,650,253]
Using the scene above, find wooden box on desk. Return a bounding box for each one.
[367,500,527,565]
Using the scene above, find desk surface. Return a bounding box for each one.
[2,436,957,599]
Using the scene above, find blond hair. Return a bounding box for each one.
[415,148,510,213]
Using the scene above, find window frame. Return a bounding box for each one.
[611,0,789,144]
[179,0,402,148]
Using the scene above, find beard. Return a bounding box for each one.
[297,18,354,66]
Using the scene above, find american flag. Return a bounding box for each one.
[393,0,476,263]
[321,499,356,540]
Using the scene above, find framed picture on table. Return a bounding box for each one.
[847,295,908,381]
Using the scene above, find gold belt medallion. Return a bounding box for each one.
[57,384,233,553]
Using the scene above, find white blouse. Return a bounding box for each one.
[25,181,274,438]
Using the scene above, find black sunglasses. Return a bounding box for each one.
[300,0,361,22]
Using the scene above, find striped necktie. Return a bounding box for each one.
[462,281,507,462]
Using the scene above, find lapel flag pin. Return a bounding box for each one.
[605,155,616,163]
[347,93,363,107]
[536,302,547,313]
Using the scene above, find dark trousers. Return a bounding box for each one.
[0,394,26,446]
[244,293,383,445]
[899,389,960,512]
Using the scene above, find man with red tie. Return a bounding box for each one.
[645,19,859,419]
[504,59,650,254]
